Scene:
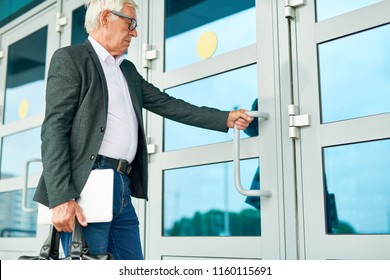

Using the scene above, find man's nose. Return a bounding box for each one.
[129,29,138,37]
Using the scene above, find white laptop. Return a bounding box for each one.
[37,169,114,224]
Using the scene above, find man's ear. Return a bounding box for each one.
[100,9,111,28]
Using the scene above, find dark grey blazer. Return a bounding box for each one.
[34,40,229,208]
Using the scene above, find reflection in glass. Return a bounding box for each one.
[164,65,258,151]
[323,139,390,234]
[3,26,47,124]
[72,5,88,45]
[318,24,390,123]
[0,0,45,27]
[165,0,256,71]
[0,128,42,179]
[0,189,37,238]
[164,159,260,236]
[316,0,382,21]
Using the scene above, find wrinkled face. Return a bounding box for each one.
[101,4,138,57]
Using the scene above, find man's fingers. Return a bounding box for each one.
[235,113,253,130]
[51,200,79,232]
[227,109,254,129]
[53,215,75,232]
[239,112,254,123]
[75,204,88,227]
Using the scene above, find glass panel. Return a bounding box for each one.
[1,128,42,179]
[165,0,256,71]
[3,26,47,124]
[0,0,45,27]
[316,0,382,21]
[164,159,260,236]
[0,189,37,238]
[323,139,390,234]
[72,5,88,46]
[318,24,390,123]
[164,65,258,151]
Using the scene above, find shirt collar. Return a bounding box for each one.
[88,36,125,65]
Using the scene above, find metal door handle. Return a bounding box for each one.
[233,111,272,198]
[22,158,41,213]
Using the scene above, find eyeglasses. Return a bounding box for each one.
[110,10,137,31]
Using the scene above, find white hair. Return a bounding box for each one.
[84,0,138,33]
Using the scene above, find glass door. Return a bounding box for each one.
[146,0,283,260]
[0,3,58,259]
[62,0,88,47]
[295,0,390,259]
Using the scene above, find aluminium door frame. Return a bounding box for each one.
[0,2,59,259]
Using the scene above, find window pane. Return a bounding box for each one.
[71,5,88,46]
[1,128,42,179]
[163,159,260,236]
[316,0,382,21]
[323,139,390,234]
[165,0,256,71]
[0,0,45,27]
[0,189,37,238]
[318,24,390,123]
[3,27,47,124]
[164,65,258,151]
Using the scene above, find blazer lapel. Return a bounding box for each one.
[120,61,143,124]
[82,40,143,128]
[83,40,109,114]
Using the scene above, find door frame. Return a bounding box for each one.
[0,1,59,259]
[143,0,288,260]
[294,0,390,259]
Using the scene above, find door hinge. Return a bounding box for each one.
[147,144,157,154]
[285,0,306,19]
[56,13,68,33]
[146,137,157,155]
[0,49,4,61]
[288,104,310,139]
[147,142,157,163]
[142,43,158,69]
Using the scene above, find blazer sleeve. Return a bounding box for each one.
[40,48,81,207]
[139,76,230,133]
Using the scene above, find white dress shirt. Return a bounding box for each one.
[88,36,138,163]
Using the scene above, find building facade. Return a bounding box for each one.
[0,0,390,260]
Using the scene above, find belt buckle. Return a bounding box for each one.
[117,159,131,175]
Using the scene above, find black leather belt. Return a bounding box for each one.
[95,155,132,175]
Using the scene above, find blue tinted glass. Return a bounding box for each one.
[316,0,382,21]
[164,65,258,151]
[0,128,42,179]
[323,139,390,234]
[0,189,37,238]
[0,0,45,27]
[319,24,390,123]
[165,0,256,71]
[164,159,260,236]
[71,5,88,45]
[3,27,47,124]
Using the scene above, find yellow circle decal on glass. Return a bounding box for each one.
[18,99,29,119]
[197,31,218,59]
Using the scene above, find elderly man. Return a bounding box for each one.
[34,0,253,260]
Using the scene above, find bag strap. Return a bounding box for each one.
[39,221,88,259]
[37,221,113,260]
[69,220,89,259]
[39,225,60,260]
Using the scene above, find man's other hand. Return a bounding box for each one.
[227,109,254,130]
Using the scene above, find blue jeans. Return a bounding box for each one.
[61,162,143,260]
